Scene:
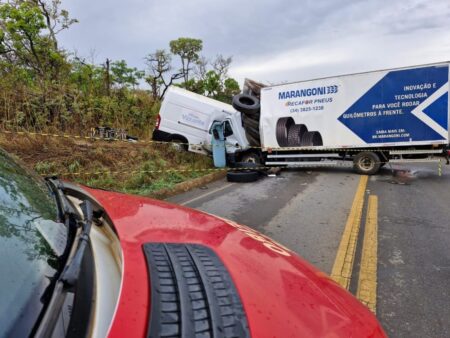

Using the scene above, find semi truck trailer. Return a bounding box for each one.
[153,62,450,175]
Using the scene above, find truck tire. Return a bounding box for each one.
[242,115,260,130]
[301,131,323,146]
[287,124,308,147]
[353,152,381,175]
[245,130,261,147]
[232,94,260,116]
[276,117,295,147]
[232,162,261,168]
[227,170,260,183]
[245,125,260,138]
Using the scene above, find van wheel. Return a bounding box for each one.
[171,137,188,152]
[353,152,381,175]
[232,94,260,115]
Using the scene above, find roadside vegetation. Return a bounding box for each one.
[0,0,237,195]
[0,133,214,196]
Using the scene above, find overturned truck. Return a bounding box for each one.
[153,62,450,175]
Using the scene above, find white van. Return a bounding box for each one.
[152,86,250,156]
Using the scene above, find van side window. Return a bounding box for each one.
[224,121,233,137]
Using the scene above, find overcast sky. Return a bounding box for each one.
[59,0,450,86]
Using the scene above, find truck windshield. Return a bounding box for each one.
[0,150,68,337]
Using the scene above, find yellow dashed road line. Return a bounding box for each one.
[330,175,368,289]
[357,195,378,313]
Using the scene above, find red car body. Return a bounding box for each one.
[86,187,386,338]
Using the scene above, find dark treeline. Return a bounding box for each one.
[0,0,240,136]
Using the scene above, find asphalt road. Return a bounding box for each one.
[168,163,450,338]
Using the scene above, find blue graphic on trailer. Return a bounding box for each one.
[338,66,449,143]
[423,92,448,130]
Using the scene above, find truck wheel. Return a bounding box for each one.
[353,152,381,175]
[287,124,308,147]
[232,94,260,116]
[227,170,260,183]
[276,117,295,147]
[240,151,262,164]
[301,131,323,146]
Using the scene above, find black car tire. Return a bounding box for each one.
[276,117,295,147]
[353,152,381,175]
[227,170,260,183]
[287,124,308,147]
[301,131,323,146]
[232,94,261,116]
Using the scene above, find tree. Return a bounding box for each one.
[145,49,171,99]
[193,55,208,81]
[0,0,77,125]
[0,0,74,79]
[0,1,49,74]
[110,60,143,89]
[145,49,184,99]
[212,54,232,86]
[169,37,202,84]
[34,0,78,50]
[203,70,221,97]
[224,78,240,97]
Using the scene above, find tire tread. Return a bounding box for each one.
[143,243,250,338]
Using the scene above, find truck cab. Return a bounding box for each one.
[152,86,249,156]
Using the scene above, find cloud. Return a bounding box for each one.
[58,0,450,86]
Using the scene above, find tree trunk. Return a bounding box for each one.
[105,58,111,96]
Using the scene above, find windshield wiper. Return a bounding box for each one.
[60,200,93,287]
[34,199,94,338]
[46,178,77,222]
[45,178,81,272]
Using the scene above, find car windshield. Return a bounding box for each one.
[0,150,68,337]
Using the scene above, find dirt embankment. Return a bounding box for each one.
[0,133,215,197]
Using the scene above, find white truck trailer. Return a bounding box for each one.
[153,62,450,175]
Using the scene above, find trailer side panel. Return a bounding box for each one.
[260,63,450,150]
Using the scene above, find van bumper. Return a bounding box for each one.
[152,129,172,142]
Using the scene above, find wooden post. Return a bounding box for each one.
[105,58,111,96]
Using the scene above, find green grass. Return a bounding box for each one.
[3,133,215,198]
[73,157,214,196]
[34,161,58,175]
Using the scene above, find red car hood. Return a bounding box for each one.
[86,187,385,338]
